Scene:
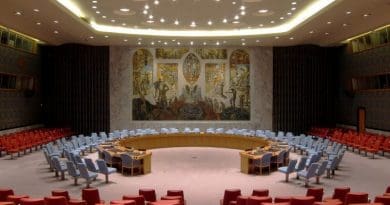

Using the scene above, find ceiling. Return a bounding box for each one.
[0,0,389,46]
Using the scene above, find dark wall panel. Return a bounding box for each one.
[273,45,339,134]
[42,44,109,134]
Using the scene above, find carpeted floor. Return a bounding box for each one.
[0,147,389,205]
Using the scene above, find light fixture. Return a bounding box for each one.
[258,9,268,13]
[122,23,126,26]
[190,41,194,45]
[54,20,59,23]
[143,10,148,14]
[325,32,329,35]
[144,5,149,9]
[174,20,179,25]
[14,11,22,15]
[222,18,228,23]
[289,37,294,40]
[241,11,246,15]
[327,21,332,24]
[242,42,246,46]
[232,21,240,24]
[92,0,97,3]
[234,15,239,20]
[292,2,297,5]
[111,19,116,22]
[172,39,176,41]
[164,42,168,45]
[203,42,207,45]
[216,41,220,45]
[54,30,59,34]
[56,0,86,18]
[363,13,371,17]
[177,42,181,45]
[346,11,352,15]
[270,20,275,24]
[123,39,128,42]
[154,0,159,5]
[89,36,94,39]
[208,20,213,25]
[33,9,40,12]
[241,38,245,41]
[96,11,100,14]
[259,24,264,27]
[256,39,260,43]
[160,18,165,23]
[138,42,142,45]
[62,0,337,38]
[151,41,155,45]
[275,36,279,39]
[148,15,153,19]
[36,22,41,25]
[309,30,314,34]
[120,8,130,12]
[147,20,154,23]
[104,35,109,38]
[102,15,106,18]
[343,23,348,26]
[280,17,285,20]
[92,6,97,9]
[287,12,292,15]
[240,6,245,10]
[291,7,296,11]
[190,21,196,27]
[232,1,236,5]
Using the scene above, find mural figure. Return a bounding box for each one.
[183,53,201,85]
[195,48,227,59]
[156,48,189,59]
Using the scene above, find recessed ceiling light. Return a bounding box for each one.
[325,32,329,35]
[174,20,179,25]
[240,6,246,10]
[259,24,263,27]
[147,20,154,23]
[232,1,236,5]
[247,26,252,29]
[287,12,292,15]
[275,36,279,39]
[138,38,142,41]
[223,18,228,23]
[363,13,371,17]
[122,23,126,26]
[151,41,155,45]
[92,0,97,3]
[270,20,275,24]
[216,41,220,45]
[346,11,352,15]
[342,23,348,26]
[144,5,149,9]
[111,19,116,22]
[327,21,332,24]
[143,10,148,14]
[190,41,194,45]
[241,38,245,41]
[102,15,106,18]
[160,18,165,23]
[289,37,294,40]
[14,11,22,15]
[291,2,297,5]
[241,11,246,15]
[256,40,260,43]
[148,15,153,19]
[203,42,207,45]
[92,6,97,9]
[223,40,227,44]
[232,21,240,24]
[54,30,59,34]
[89,36,94,39]
[124,39,128,42]
[242,42,246,46]
[36,22,41,25]
[120,8,130,12]
[208,20,213,25]
[280,17,285,20]
[33,9,39,12]
[96,11,100,14]
[172,39,176,41]
[190,21,196,27]
[234,15,239,20]
[154,0,159,5]
[177,42,181,45]
[164,42,168,45]
[138,42,142,45]
[104,35,109,38]
[291,7,296,11]
[258,9,268,13]
[309,30,314,34]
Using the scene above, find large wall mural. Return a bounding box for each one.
[132,48,250,121]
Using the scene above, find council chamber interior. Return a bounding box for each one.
[0,0,389,205]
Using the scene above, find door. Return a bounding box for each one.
[357,107,366,133]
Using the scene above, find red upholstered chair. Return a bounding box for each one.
[385,194,390,197]
[290,196,315,205]
[252,189,269,197]
[307,188,324,202]
[220,189,241,205]
[146,200,181,205]
[167,190,184,199]
[0,202,14,205]
[82,188,104,205]
[345,192,369,205]
[110,200,136,205]
[386,186,390,193]
[274,196,293,203]
[161,196,183,205]
[247,196,272,205]
[261,203,290,205]
[123,195,145,205]
[0,188,14,201]
[20,198,45,205]
[7,195,30,204]
[139,189,157,202]
[375,195,390,205]
[68,200,87,205]
[52,190,71,201]
[313,200,343,205]
[236,196,249,205]
[44,196,68,205]
[324,187,351,202]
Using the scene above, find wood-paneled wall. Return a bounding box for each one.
[273,45,340,134]
[41,44,109,134]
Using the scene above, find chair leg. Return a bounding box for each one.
[61,171,65,180]
[74,178,78,185]
[305,179,309,187]
[285,173,289,182]
[105,174,109,183]
[316,176,320,184]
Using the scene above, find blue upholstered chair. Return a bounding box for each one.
[297,162,320,187]
[253,152,272,175]
[77,163,98,188]
[295,156,308,179]
[51,156,67,180]
[278,159,297,182]
[74,154,84,164]
[66,161,80,185]
[84,158,99,172]
[272,150,286,168]
[96,159,117,183]
[206,128,215,133]
[120,154,142,175]
[315,160,328,184]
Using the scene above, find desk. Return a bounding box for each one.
[98,143,152,174]
[239,146,288,174]
[118,133,269,150]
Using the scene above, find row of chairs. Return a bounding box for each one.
[0,128,73,159]
[221,186,390,205]
[0,187,186,205]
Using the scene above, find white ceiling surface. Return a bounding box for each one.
[0,0,389,46]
